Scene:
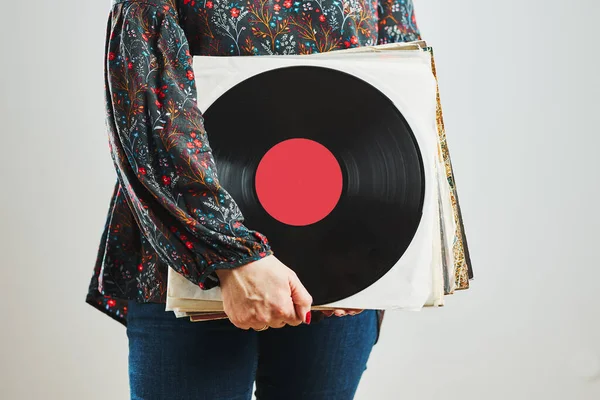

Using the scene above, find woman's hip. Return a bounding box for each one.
[126,301,378,399]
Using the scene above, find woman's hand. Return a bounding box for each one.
[215,254,313,330]
[321,309,364,317]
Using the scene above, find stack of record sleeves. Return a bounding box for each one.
[165,41,473,321]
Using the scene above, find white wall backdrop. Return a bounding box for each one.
[0,0,598,399]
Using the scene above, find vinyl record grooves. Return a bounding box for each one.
[203,66,425,305]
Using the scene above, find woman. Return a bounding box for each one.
[86,0,421,398]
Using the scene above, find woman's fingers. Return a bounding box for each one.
[328,308,365,317]
[288,271,313,325]
[279,297,303,327]
[216,255,313,330]
[269,320,287,329]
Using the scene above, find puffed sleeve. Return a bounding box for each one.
[104,2,273,290]
[377,0,422,44]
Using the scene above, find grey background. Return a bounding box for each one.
[1,0,599,399]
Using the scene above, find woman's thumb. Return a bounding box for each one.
[288,272,313,323]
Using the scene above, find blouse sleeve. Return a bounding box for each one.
[377,0,422,44]
[104,2,273,290]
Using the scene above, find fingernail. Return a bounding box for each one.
[305,311,311,324]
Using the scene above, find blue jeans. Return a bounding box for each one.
[126,301,379,400]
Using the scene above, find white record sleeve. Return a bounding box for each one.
[167,42,444,313]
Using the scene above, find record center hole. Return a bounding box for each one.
[255,138,343,226]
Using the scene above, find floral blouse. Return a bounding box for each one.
[86,0,421,343]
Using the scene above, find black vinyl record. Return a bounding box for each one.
[203,65,425,305]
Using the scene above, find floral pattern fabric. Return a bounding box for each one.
[86,0,421,334]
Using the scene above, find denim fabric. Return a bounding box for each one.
[127,301,379,400]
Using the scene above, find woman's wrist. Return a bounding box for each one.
[214,269,233,280]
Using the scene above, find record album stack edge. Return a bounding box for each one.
[165,41,473,321]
